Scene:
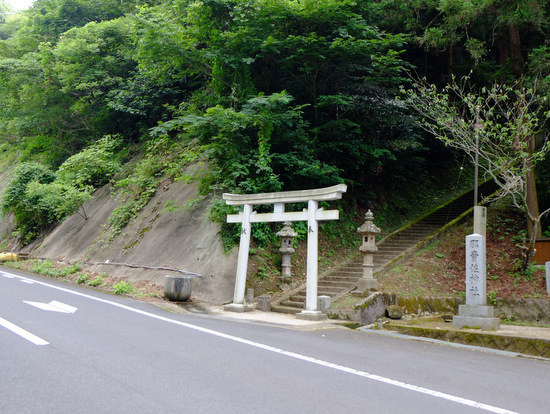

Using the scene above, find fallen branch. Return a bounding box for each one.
[93,261,202,277]
[30,256,201,277]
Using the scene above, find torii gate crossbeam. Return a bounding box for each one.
[222,184,347,320]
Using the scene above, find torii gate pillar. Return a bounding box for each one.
[222,184,347,320]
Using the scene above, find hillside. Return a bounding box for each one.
[378,204,549,301]
[1,0,550,309]
[1,179,239,304]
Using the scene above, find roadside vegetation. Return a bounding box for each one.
[5,258,162,298]
[0,1,549,293]
[2,197,546,308]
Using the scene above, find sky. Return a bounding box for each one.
[7,0,34,11]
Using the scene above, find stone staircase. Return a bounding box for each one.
[271,180,498,315]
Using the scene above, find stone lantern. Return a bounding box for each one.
[356,210,380,292]
[276,221,297,287]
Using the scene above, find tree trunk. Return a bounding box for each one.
[526,136,541,238]
[524,217,538,271]
[508,24,524,76]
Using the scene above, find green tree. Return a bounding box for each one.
[403,76,550,270]
[137,0,416,198]
[26,180,92,221]
[25,0,129,42]
[375,0,550,83]
[0,16,140,165]
[56,134,122,187]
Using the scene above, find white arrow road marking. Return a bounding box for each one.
[0,272,14,278]
[49,300,78,313]
[23,300,78,314]
[0,316,49,345]
[20,279,34,284]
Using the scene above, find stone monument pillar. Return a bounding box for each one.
[276,221,297,288]
[356,210,380,292]
[453,233,500,331]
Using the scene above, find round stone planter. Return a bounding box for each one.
[164,275,198,301]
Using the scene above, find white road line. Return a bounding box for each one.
[0,272,15,278]
[0,316,49,345]
[2,271,518,414]
[23,300,78,313]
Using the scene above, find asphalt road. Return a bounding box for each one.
[1,267,549,414]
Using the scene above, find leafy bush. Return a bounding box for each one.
[88,276,104,287]
[0,162,96,242]
[113,280,133,294]
[31,260,82,278]
[76,273,89,284]
[56,135,122,188]
[25,181,92,221]
[0,136,124,242]
[32,260,57,277]
[0,163,57,242]
[1,163,56,214]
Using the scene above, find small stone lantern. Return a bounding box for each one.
[356,210,380,292]
[276,221,297,287]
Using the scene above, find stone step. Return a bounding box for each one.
[324,275,360,281]
[378,247,417,252]
[333,271,363,277]
[321,277,359,284]
[429,211,466,218]
[375,254,407,261]
[390,229,435,235]
[381,236,430,244]
[340,263,363,275]
[320,276,358,283]
[280,300,304,308]
[379,244,422,250]
[318,290,341,296]
[318,283,356,290]
[379,242,414,247]
[271,305,301,315]
[376,250,409,256]
[380,238,424,244]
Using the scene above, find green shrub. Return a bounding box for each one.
[25,181,92,221]
[113,280,133,295]
[56,135,122,188]
[0,163,57,240]
[88,276,104,287]
[33,260,58,277]
[59,262,82,276]
[76,273,89,283]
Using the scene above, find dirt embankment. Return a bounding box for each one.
[3,180,238,304]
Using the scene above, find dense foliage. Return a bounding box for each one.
[0,0,549,244]
[0,136,121,241]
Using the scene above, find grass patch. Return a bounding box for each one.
[87,276,104,287]
[32,260,82,278]
[113,280,133,295]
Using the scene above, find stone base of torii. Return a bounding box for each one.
[222,184,347,320]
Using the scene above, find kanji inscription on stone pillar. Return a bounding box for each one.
[465,233,486,306]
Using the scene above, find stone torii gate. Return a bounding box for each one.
[223,184,347,320]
